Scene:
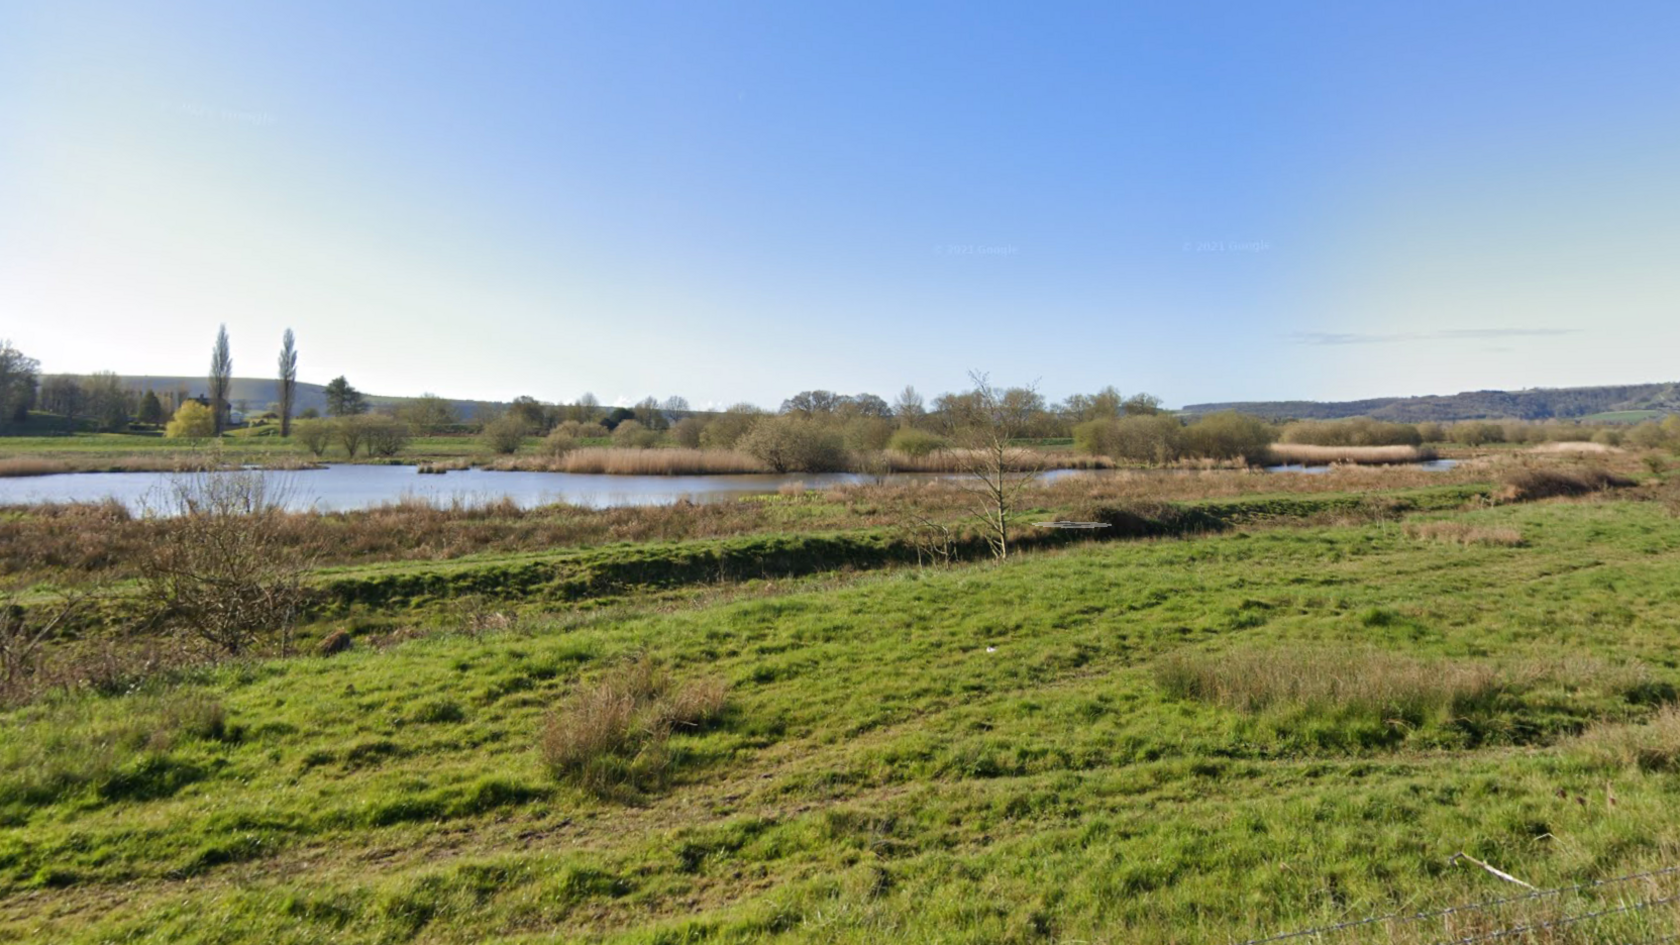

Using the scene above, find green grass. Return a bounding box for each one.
[1579,410,1668,424]
[4,499,1680,942]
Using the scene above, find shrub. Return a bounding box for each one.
[738,415,848,472]
[1627,421,1671,451]
[480,416,529,454]
[887,427,948,458]
[317,629,353,656]
[1448,422,1506,446]
[670,417,706,449]
[543,429,578,457]
[293,418,332,456]
[164,402,215,439]
[611,420,661,449]
[360,416,411,457]
[1280,418,1422,448]
[1074,416,1184,464]
[1182,412,1274,463]
[1502,466,1635,501]
[141,472,310,656]
[698,406,762,449]
[538,654,726,797]
[841,416,894,453]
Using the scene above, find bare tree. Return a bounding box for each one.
[948,371,1045,560]
[277,328,297,437]
[142,472,309,656]
[209,324,232,435]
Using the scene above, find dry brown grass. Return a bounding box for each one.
[882,449,1111,473]
[493,448,771,475]
[1404,520,1524,546]
[1528,440,1620,454]
[1154,646,1507,717]
[1502,465,1635,502]
[1265,443,1437,466]
[1573,704,1680,772]
[538,653,727,796]
[0,458,72,478]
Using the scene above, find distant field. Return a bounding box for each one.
[1579,409,1668,424]
[4,482,1679,943]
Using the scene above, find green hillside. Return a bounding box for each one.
[1183,382,1680,422]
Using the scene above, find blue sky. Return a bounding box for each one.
[3,1,1677,408]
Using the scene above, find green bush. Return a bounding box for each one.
[1448,421,1505,446]
[293,418,332,456]
[164,402,214,439]
[698,405,762,449]
[738,416,847,472]
[670,417,706,449]
[1075,416,1184,464]
[887,427,948,458]
[543,428,578,457]
[842,416,894,452]
[480,416,529,454]
[610,420,661,449]
[1182,412,1274,463]
[1280,418,1421,448]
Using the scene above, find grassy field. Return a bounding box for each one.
[4,479,1680,942]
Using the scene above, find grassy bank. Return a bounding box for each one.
[3,496,1679,942]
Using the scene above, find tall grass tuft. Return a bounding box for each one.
[1573,705,1680,772]
[1155,646,1506,720]
[1404,520,1524,546]
[538,654,727,797]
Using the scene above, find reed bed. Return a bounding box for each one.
[0,458,72,478]
[881,448,1112,473]
[0,453,311,477]
[1264,443,1437,466]
[1528,440,1619,454]
[492,448,771,476]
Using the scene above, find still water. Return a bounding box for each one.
[0,460,1457,513]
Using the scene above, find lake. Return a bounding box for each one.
[0,460,1458,513]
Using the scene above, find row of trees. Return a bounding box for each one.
[0,342,39,432]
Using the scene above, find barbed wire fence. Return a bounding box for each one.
[1232,864,1680,945]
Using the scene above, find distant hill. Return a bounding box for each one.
[1181,383,1680,423]
[61,376,499,420]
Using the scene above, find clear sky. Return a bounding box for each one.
[3,1,1677,409]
